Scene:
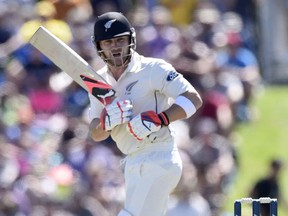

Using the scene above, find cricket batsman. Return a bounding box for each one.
[88,12,203,216]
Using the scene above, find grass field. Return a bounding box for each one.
[224,85,288,215]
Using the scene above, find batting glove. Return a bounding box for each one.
[100,99,133,131]
[127,111,170,141]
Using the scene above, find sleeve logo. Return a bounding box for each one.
[167,71,179,81]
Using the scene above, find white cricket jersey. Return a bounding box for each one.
[88,51,195,154]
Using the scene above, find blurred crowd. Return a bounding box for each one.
[0,0,262,216]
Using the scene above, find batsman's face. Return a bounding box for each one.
[99,36,130,67]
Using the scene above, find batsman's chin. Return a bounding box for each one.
[107,57,127,68]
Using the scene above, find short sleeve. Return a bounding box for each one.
[149,59,193,99]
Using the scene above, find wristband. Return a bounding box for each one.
[158,112,170,126]
[174,96,196,118]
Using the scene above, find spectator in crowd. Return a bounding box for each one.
[188,117,237,214]
[48,0,92,21]
[167,151,212,216]
[160,0,198,26]
[133,5,181,60]
[215,31,261,122]
[250,159,288,216]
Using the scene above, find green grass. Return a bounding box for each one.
[224,85,288,215]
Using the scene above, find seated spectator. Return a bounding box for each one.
[199,83,235,136]
[19,1,72,44]
[28,74,64,115]
[215,31,261,122]
[167,151,212,216]
[250,159,288,216]
[160,0,198,26]
[188,118,237,214]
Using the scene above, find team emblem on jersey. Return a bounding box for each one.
[104,19,116,32]
[125,80,138,95]
[167,71,179,81]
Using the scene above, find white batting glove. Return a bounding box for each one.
[127,111,170,141]
[100,99,133,131]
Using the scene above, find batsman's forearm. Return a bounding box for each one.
[164,104,187,122]
[89,118,110,141]
[165,90,203,122]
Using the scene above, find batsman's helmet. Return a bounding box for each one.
[92,12,136,53]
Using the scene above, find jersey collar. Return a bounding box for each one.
[103,50,141,82]
[125,50,142,73]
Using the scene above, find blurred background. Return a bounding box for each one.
[0,0,287,216]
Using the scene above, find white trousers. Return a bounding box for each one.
[121,147,182,216]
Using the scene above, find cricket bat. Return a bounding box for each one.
[29,26,116,105]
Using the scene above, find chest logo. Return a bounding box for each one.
[104,19,117,32]
[125,81,138,95]
[167,71,179,81]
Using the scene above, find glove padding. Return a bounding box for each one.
[127,111,169,141]
[100,99,133,131]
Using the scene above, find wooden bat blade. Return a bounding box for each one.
[29,26,115,105]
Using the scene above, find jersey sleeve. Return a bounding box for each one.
[149,59,194,99]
